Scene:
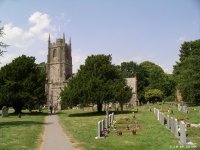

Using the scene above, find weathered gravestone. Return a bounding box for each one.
[170,117,175,133]
[106,104,109,128]
[157,109,160,121]
[182,106,187,113]
[153,107,156,115]
[109,114,112,127]
[95,121,105,139]
[111,112,114,125]
[154,108,156,115]
[167,115,170,129]
[174,118,179,138]
[160,112,165,125]
[179,121,186,145]
[178,104,182,111]
[2,106,8,117]
[101,120,104,131]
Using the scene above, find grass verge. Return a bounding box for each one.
[0,111,46,150]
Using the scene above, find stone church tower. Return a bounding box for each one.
[46,34,72,109]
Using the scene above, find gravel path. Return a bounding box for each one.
[42,115,73,150]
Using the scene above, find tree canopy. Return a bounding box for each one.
[173,39,200,104]
[0,55,46,113]
[119,61,176,103]
[61,54,132,112]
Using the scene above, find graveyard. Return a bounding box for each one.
[0,102,200,150]
[58,104,200,150]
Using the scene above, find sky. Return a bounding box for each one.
[0,0,200,73]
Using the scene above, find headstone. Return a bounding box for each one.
[167,115,170,129]
[101,120,104,131]
[95,121,105,139]
[170,117,174,133]
[109,114,111,127]
[182,106,187,113]
[106,104,109,128]
[132,112,135,118]
[2,106,8,117]
[106,115,109,128]
[179,121,186,145]
[98,121,101,137]
[174,118,179,138]
[157,109,160,121]
[154,108,156,115]
[160,112,164,125]
[111,112,114,125]
[178,104,181,111]
[159,112,162,123]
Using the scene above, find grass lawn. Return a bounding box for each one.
[58,105,199,150]
[0,109,46,150]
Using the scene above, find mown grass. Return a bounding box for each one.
[58,105,199,150]
[0,110,46,150]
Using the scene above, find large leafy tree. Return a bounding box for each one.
[61,54,132,112]
[173,39,200,104]
[120,61,176,103]
[120,61,138,78]
[139,61,176,102]
[0,55,46,113]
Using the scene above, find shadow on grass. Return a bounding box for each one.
[9,112,49,116]
[68,110,133,117]
[0,121,52,127]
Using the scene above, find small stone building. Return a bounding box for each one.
[126,77,138,106]
[45,34,72,109]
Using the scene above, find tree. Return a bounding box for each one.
[145,89,163,103]
[173,39,200,104]
[61,54,132,112]
[0,55,46,113]
[137,61,175,103]
[120,61,138,78]
[0,26,8,56]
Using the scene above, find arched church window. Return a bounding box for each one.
[53,49,57,57]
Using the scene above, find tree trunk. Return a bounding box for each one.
[14,107,22,114]
[97,103,102,112]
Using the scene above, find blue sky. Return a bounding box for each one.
[0,0,200,73]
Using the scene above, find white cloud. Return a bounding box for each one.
[3,11,53,50]
[0,11,58,68]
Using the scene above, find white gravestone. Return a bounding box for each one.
[179,121,186,145]
[174,118,179,138]
[167,115,170,129]
[106,104,109,128]
[154,108,156,115]
[157,110,160,120]
[160,113,165,125]
[170,117,174,133]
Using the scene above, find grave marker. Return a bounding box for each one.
[2,106,8,118]
[179,121,186,145]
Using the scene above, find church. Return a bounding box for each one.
[45,34,72,110]
[45,34,138,110]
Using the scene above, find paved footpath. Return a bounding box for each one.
[41,115,73,150]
